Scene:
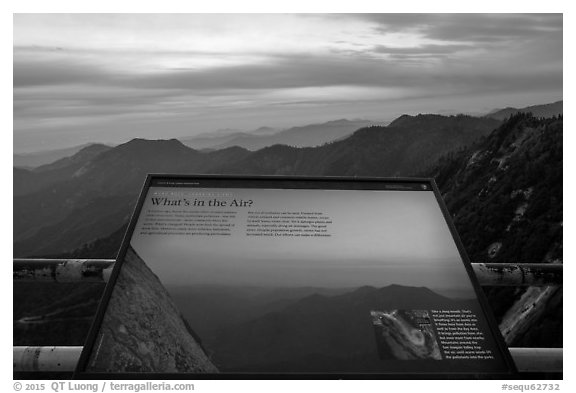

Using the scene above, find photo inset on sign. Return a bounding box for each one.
[371,310,441,360]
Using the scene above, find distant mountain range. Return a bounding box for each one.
[14,143,111,169]
[13,119,377,168]
[214,114,500,176]
[13,113,499,257]
[180,119,386,150]
[177,126,278,150]
[13,140,248,256]
[14,100,561,168]
[14,144,112,196]
[485,100,562,121]
[12,100,564,351]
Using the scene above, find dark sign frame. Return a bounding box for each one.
[74,174,518,379]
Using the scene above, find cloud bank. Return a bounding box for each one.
[13,13,562,152]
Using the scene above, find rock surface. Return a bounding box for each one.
[87,246,218,373]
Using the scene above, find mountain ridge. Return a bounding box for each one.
[13,113,500,257]
[14,143,112,196]
[485,100,562,121]
[12,106,563,351]
[181,119,386,151]
[14,143,112,169]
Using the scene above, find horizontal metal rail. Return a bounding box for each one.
[472,263,562,286]
[508,348,563,373]
[13,346,562,373]
[13,259,114,283]
[14,259,563,286]
[13,260,563,375]
[14,346,83,372]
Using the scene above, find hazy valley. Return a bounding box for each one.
[13,101,563,351]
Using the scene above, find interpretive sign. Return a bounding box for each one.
[75,175,516,379]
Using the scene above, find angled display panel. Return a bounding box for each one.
[75,175,517,378]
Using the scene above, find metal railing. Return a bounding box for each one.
[13,259,114,283]
[13,259,563,287]
[14,259,563,375]
[12,346,563,373]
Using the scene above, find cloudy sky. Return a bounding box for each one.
[13,13,562,153]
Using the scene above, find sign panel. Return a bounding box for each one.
[76,175,516,378]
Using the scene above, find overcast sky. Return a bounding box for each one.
[13,13,562,153]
